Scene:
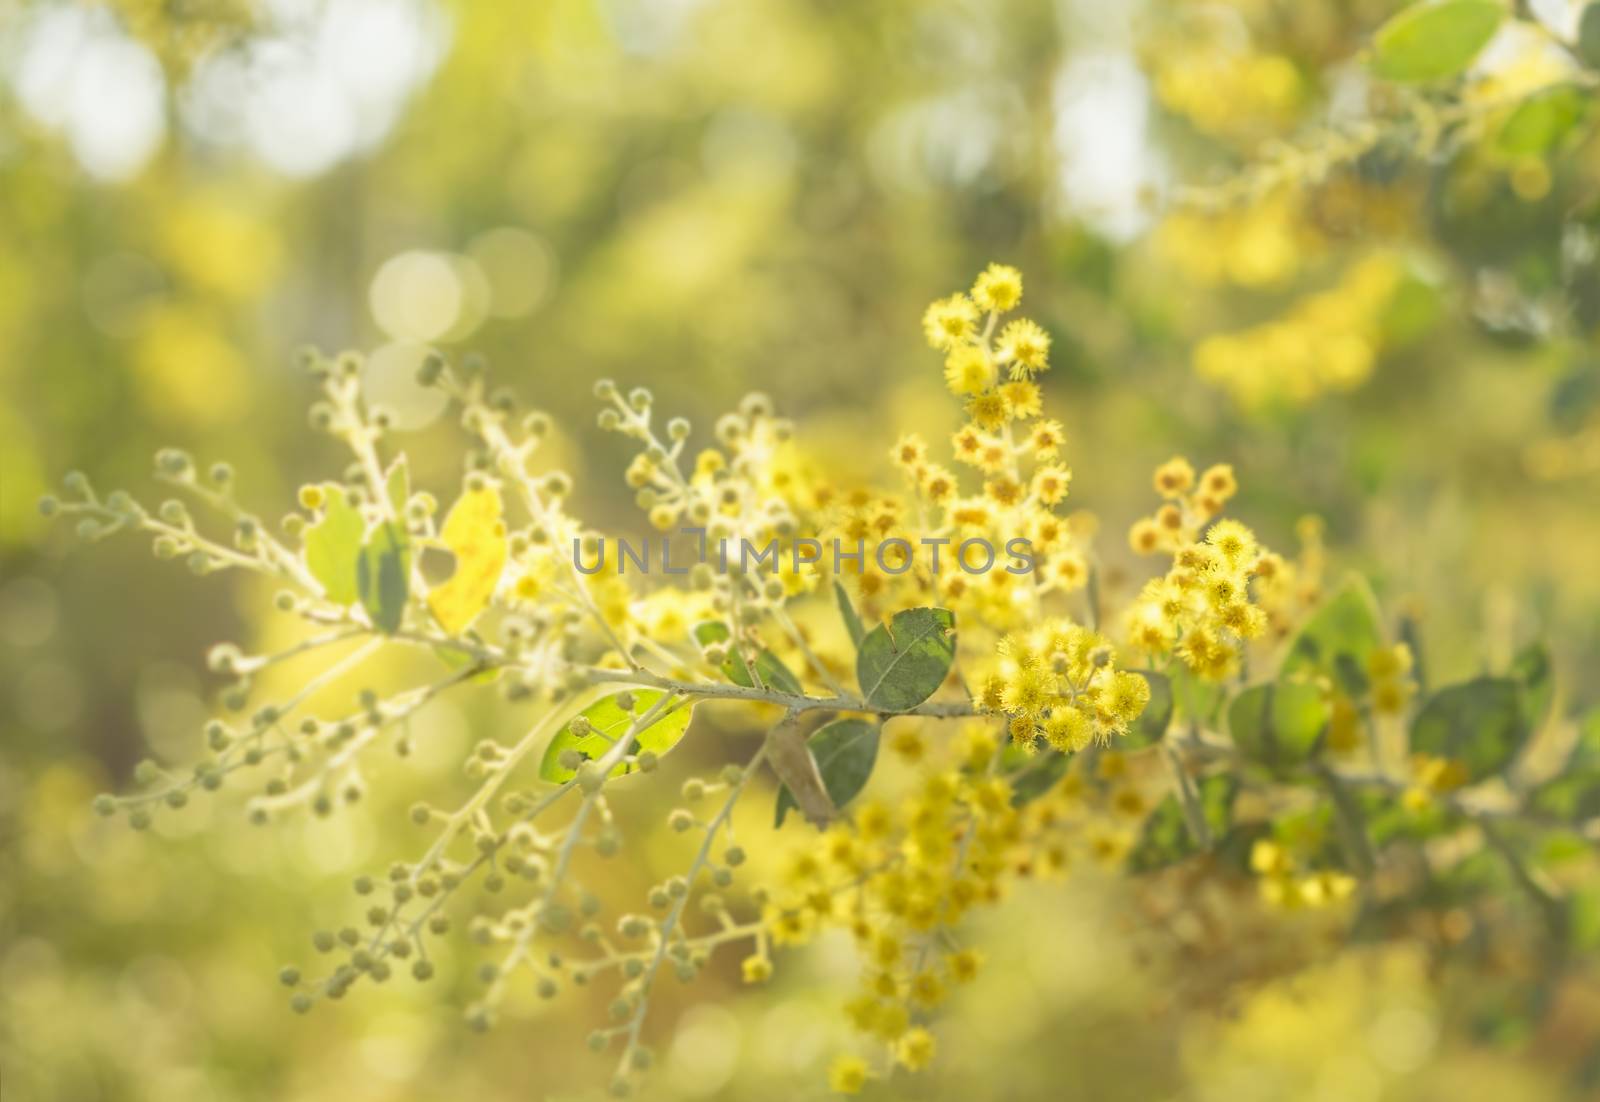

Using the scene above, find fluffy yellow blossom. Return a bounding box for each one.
[922,293,979,350]
[828,1055,872,1094]
[997,318,1051,377]
[1193,254,1404,406]
[1028,419,1065,457]
[971,262,1023,312]
[896,1027,937,1071]
[943,345,995,395]
[891,433,928,470]
[965,392,1008,431]
[992,620,1148,749]
[999,380,1041,419]
[1031,464,1071,505]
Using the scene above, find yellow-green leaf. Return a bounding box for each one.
[358,521,410,634]
[427,485,507,635]
[539,690,695,782]
[303,485,363,605]
[1370,0,1503,83]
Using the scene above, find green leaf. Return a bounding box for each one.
[1127,774,1237,873]
[1531,708,1600,821]
[1511,641,1553,734]
[1228,680,1330,769]
[1409,677,1527,780]
[1121,669,1173,749]
[1370,0,1504,83]
[433,642,500,683]
[1495,84,1590,155]
[691,621,804,695]
[384,456,410,518]
[1318,766,1376,876]
[1568,885,1600,952]
[834,581,866,650]
[1579,2,1600,70]
[1009,750,1070,807]
[357,521,409,634]
[856,607,956,713]
[539,690,695,783]
[302,485,363,605]
[774,718,879,827]
[1282,575,1383,680]
[1171,664,1224,725]
[1364,789,1456,845]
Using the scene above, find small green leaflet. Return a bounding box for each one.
[1579,1,1600,69]
[1370,0,1503,83]
[774,718,880,828]
[1510,641,1553,734]
[691,621,804,695]
[1409,676,1527,781]
[1127,774,1238,873]
[539,690,695,783]
[1171,663,1225,726]
[302,485,363,605]
[1496,84,1590,156]
[1228,680,1330,770]
[357,521,410,634]
[1533,709,1600,823]
[856,607,956,713]
[834,581,866,650]
[384,456,410,518]
[1009,750,1070,807]
[1282,575,1383,682]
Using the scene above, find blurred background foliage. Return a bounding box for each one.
[2,0,1599,1098]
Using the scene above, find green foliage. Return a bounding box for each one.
[356,521,408,634]
[1580,2,1600,69]
[302,485,362,604]
[539,691,694,783]
[1127,774,1238,873]
[1533,710,1600,821]
[384,457,410,518]
[1170,664,1224,726]
[774,718,880,827]
[1370,0,1504,83]
[1496,85,1591,155]
[692,621,804,695]
[856,607,956,713]
[834,581,866,651]
[1409,677,1527,780]
[1228,681,1330,769]
[1511,642,1554,732]
[1281,575,1382,685]
[1008,750,1070,807]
